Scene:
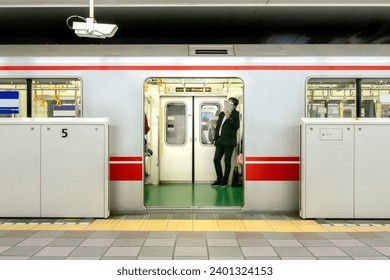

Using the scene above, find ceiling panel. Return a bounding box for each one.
[0,3,389,44]
[1,0,390,7]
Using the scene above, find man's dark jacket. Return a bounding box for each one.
[213,109,240,146]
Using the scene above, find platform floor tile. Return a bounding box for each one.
[0,214,390,260]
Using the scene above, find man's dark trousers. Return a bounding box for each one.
[213,143,235,182]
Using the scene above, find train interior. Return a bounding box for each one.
[0,78,81,118]
[306,78,390,118]
[143,77,244,209]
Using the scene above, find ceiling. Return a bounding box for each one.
[1,1,390,44]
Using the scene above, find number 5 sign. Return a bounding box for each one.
[62,128,68,138]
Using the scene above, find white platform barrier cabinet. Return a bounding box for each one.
[300,118,390,219]
[0,118,109,218]
[0,124,41,217]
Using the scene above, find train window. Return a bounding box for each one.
[0,79,27,118]
[200,102,221,145]
[307,78,390,118]
[32,79,81,118]
[361,79,390,118]
[165,102,187,145]
[306,79,356,118]
[0,78,81,118]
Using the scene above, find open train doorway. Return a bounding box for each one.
[144,77,244,208]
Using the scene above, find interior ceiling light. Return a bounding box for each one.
[66,0,118,39]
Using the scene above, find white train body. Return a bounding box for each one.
[1,44,390,213]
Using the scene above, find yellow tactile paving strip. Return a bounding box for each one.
[2,219,390,232]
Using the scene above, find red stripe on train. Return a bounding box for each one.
[110,156,142,162]
[110,163,143,181]
[2,65,390,71]
[109,156,301,181]
[109,163,299,181]
[246,163,299,181]
[246,157,300,162]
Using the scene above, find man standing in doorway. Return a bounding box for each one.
[212,97,240,187]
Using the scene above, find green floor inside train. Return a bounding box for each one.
[144,183,243,207]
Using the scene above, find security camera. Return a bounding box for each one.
[66,16,118,39]
[70,17,118,39]
[66,0,118,39]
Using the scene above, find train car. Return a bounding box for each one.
[1,44,390,214]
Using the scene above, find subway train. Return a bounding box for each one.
[1,44,390,214]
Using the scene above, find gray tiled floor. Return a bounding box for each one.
[1,228,390,260]
[2,214,390,260]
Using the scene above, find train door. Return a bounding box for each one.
[194,97,223,181]
[144,77,244,208]
[159,96,224,182]
[159,96,193,181]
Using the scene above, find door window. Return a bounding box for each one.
[200,102,221,145]
[165,102,187,145]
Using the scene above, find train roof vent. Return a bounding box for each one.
[189,45,235,56]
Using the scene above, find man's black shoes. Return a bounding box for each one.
[211,180,228,188]
[219,180,228,188]
[211,181,221,187]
